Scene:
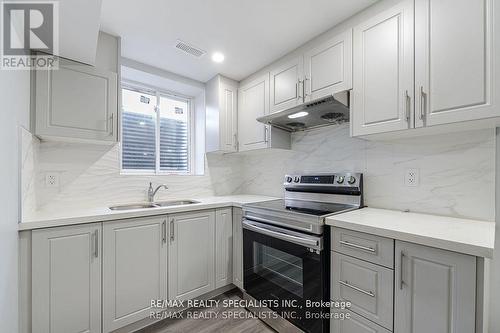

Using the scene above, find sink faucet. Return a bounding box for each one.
[148,182,168,203]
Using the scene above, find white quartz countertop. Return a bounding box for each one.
[19,195,278,231]
[326,207,495,258]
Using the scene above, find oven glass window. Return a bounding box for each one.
[253,242,303,298]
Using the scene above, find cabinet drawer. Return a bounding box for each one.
[331,252,393,330]
[331,309,391,333]
[332,227,394,268]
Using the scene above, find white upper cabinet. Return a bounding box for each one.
[352,0,414,136]
[35,60,118,143]
[394,241,476,333]
[206,75,238,153]
[304,30,352,101]
[168,210,216,301]
[34,33,120,144]
[270,57,304,113]
[238,73,291,152]
[102,217,167,333]
[32,224,102,333]
[238,73,271,151]
[414,0,495,127]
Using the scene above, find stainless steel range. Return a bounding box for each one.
[242,173,363,333]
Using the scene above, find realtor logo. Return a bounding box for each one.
[1,1,58,69]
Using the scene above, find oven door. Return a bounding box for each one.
[243,219,327,333]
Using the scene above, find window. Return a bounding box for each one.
[121,85,193,174]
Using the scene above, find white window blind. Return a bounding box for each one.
[121,86,191,173]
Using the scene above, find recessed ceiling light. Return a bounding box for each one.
[212,52,225,63]
[288,111,309,119]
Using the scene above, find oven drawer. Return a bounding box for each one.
[330,309,391,333]
[331,227,394,268]
[331,252,393,330]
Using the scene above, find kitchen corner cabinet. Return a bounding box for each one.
[232,208,244,290]
[102,216,167,332]
[304,29,352,101]
[32,224,102,333]
[238,73,291,151]
[394,241,476,333]
[206,75,239,153]
[215,208,233,288]
[34,58,118,143]
[168,210,216,301]
[351,0,414,136]
[414,0,495,127]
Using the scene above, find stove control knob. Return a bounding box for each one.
[347,176,356,185]
[337,176,345,184]
[294,176,300,183]
[286,176,293,183]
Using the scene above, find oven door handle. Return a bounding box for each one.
[242,219,321,250]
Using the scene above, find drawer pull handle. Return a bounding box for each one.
[339,280,375,297]
[339,240,376,253]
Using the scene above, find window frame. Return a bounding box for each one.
[120,80,195,175]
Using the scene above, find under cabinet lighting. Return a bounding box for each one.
[288,111,309,119]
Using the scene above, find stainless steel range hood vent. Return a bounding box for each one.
[257,91,350,132]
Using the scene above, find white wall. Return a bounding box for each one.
[0,69,30,332]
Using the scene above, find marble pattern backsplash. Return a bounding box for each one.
[22,124,496,221]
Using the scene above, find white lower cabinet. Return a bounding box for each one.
[394,241,476,333]
[32,224,102,333]
[232,208,244,290]
[331,310,391,333]
[331,252,393,330]
[168,210,216,301]
[215,208,233,288]
[102,216,167,332]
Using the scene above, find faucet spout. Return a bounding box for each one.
[148,183,168,203]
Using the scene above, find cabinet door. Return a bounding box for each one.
[305,30,352,101]
[238,74,270,151]
[35,60,118,142]
[215,208,233,288]
[220,81,238,152]
[331,252,393,330]
[232,208,244,290]
[168,210,215,301]
[415,0,495,127]
[32,224,101,333]
[270,57,304,113]
[352,0,414,136]
[103,217,167,332]
[395,241,476,333]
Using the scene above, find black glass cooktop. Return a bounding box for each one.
[246,199,356,217]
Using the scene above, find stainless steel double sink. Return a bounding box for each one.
[109,200,200,211]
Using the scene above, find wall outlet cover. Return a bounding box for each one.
[405,168,419,187]
[45,172,60,188]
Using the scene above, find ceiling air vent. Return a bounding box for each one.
[174,39,206,58]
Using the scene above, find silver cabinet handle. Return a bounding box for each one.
[400,251,406,289]
[170,219,175,242]
[92,229,99,258]
[109,114,114,136]
[419,86,426,120]
[339,240,376,253]
[303,77,308,98]
[405,90,411,122]
[162,220,166,244]
[264,127,269,143]
[339,280,375,297]
[233,133,238,150]
[297,79,303,100]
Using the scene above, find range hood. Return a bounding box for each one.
[257,91,350,132]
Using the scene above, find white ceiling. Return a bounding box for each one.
[100,0,376,83]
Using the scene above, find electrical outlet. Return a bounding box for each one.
[45,172,60,188]
[405,168,419,187]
